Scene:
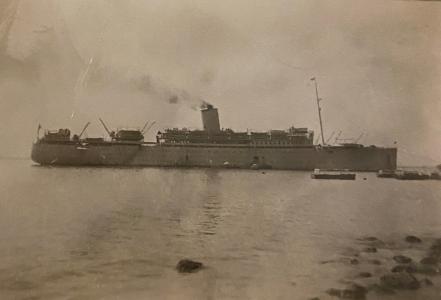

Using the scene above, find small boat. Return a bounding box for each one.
[395,170,430,180]
[311,169,356,180]
[377,169,396,178]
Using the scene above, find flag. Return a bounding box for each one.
[37,124,42,140]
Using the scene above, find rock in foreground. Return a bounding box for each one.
[405,235,422,244]
[380,272,420,290]
[326,283,367,299]
[176,259,203,273]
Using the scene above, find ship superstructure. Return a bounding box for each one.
[158,104,313,146]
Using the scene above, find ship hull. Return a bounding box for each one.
[31,142,397,171]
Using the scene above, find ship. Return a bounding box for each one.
[311,169,356,180]
[31,79,397,171]
[31,106,397,171]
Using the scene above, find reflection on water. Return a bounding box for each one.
[0,159,441,299]
[198,170,222,237]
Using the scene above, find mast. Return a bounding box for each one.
[311,77,325,145]
[0,0,19,55]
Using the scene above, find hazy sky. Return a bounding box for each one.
[0,0,440,165]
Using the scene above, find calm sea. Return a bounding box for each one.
[1,159,440,300]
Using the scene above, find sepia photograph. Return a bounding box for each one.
[0,0,440,299]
